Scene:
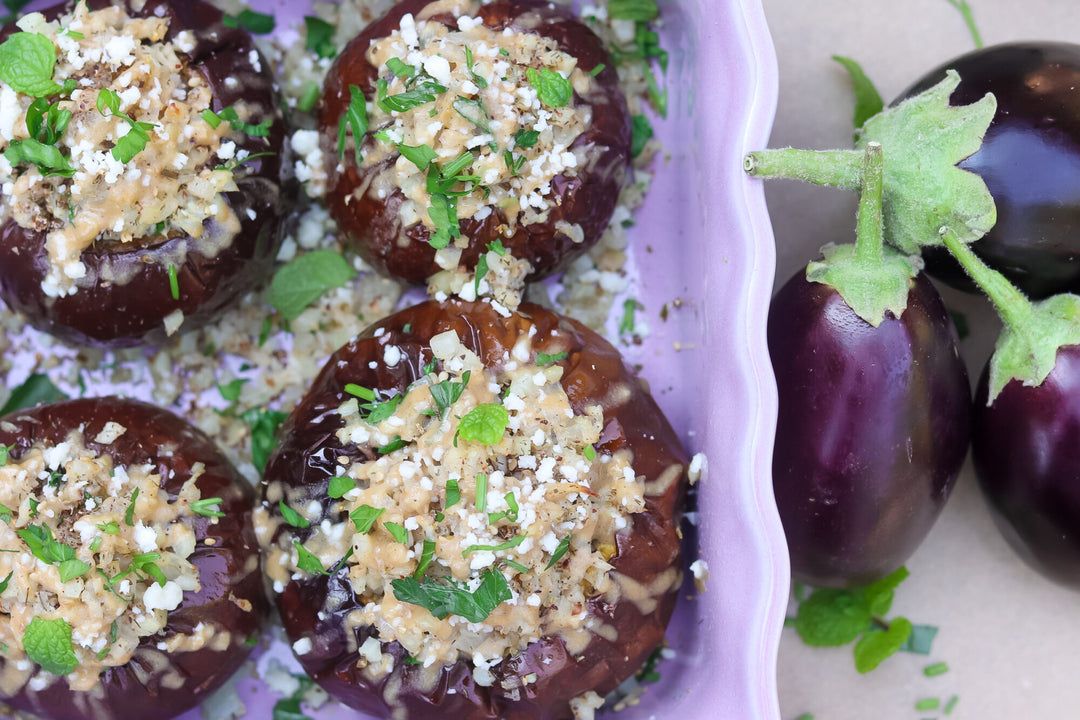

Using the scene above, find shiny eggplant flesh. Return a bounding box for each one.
[0,398,266,720]
[320,0,630,284]
[769,271,971,587]
[261,299,687,720]
[0,0,289,348]
[898,43,1080,299]
[972,346,1080,587]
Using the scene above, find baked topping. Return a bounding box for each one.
[0,428,216,693]
[263,329,647,683]
[354,0,594,245]
[0,3,256,298]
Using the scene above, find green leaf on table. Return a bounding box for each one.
[794,588,872,646]
[860,565,910,616]
[853,616,912,673]
[267,249,357,320]
[832,55,884,134]
[899,623,939,655]
[858,70,996,254]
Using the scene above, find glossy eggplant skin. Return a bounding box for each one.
[0,398,267,720]
[0,0,288,348]
[972,347,1080,587]
[898,43,1080,299]
[768,271,971,587]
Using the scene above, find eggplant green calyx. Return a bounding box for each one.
[806,143,920,327]
[745,71,997,254]
[940,227,1080,403]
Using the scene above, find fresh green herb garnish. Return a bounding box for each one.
[474,473,488,512]
[304,15,336,58]
[327,476,354,499]
[445,479,460,509]
[429,371,470,418]
[26,96,71,144]
[218,378,248,404]
[384,521,408,543]
[427,192,460,250]
[462,534,525,556]
[464,46,487,89]
[503,150,525,176]
[350,504,385,533]
[0,444,9,466]
[297,81,320,114]
[280,500,310,528]
[513,129,539,148]
[378,436,407,454]
[22,617,78,676]
[924,661,949,677]
[97,521,120,535]
[167,264,179,300]
[546,535,571,568]
[589,63,606,77]
[4,138,73,177]
[364,394,404,425]
[386,57,415,78]
[619,298,642,335]
[223,9,275,34]
[474,253,489,295]
[338,84,368,164]
[16,524,87,581]
[0,504,11,525]
[503,559,528,573]
[272,671,316,720]
[240,407,288,474]
[200,108,222,128]
[210,106,272,137]
[97,88,156,163]
[583,444,596,461]
[635,644,665,683]
[293,540,324,575]
[536,351,567,366]
[345,384,376,401]
[453,96,491,132]
[267,249,357,320]
[378,79,447,113]
[0,1,34,25]
[915,698,940,712]
[398,143,438,171]
[487,239,506,256]
[631,113,653,157]
[124,488,139,527]
[190,497,225,518]
[413,539,436,579]
[526,67,572,108]
[0,32,66,97]
[129,552,166,587]
[456,404,509,446]
[391,568,511,623]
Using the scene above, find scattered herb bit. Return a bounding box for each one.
[413,539,436,579]
[297,81,320,113]
[403,655,422,665]
[464,46,487,89]
[224,9,275,34]
[293,540,324,575]
[345,384,376,401]
[385,521,409,543]
[218,378,248,404]
[27,498,38,518]
[240,407,288,474]
[0,32,65,97]
[279,500,310,529]
[456,404,509,446]
[630,113,653,157]
[328,476,354,499]
[364,393,404,425]
[475,473,488,512]
[97,521,120,535]
[0,505,12,525]
[832,56,884,134]
[129,552,166,587]
[853,617,912,673]
[545,536,571,568]
[304,15,336,58]
[900,624,939,655]
[391,567,511,623]
[386,57,415,78]
[536,351,567,366]
[635,644,665,683]
[378,79,447,113]
[526,67,572,108]
[462,534,525,556]
[914,698,940,712]
[487,239,506,256]
[208,106,272,137]
[0,444,9,466]
[272,673,316,720]
[589,63,606,77]
[503,492,519,521]
[0,571,12,594]
[336,85,368,165]
[504,150,526,176]
[474,253,489,296]
[944,695,959,715]
[430,371,470,418]
[97,88,155,163]
[167,264,179,300]
[499,48,509,56]
[268,249,357,320]
[924,661,949,677]
[4,138,73,177]
[453,96,491,132]
[22,617,78,676]
[583,444,596,461]
[427,192,460,250]
[26,96,71,145]
[57,558,90,583]
[190,497,225,518]
[200,108,222,128]
[793,715,814,720]
[377,436,407,454]
[124,488,139,527]
[619,298,642,335]
[350,505,385,533]
[445,479,460,509]
[503,558,528,573]
[607,0,660,21]
[398,143,438,171]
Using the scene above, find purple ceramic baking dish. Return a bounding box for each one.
[6,0,786,715]
[189,0,787,718]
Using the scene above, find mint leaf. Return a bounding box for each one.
[853,616,912,673]
[391,568,510,623]
[0,33,63,97]
[793,588,872,646]
[267,249,357,320]
[526,67,572,108]
[23,617,78,675]
[860,565,909,616]
[0,374,66,415]
[513,129,539,148]
[456,404,509,445]
[832,56,884,133]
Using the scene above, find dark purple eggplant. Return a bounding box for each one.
[898,43,1080,299]
[971,348,1080,587]
[768,270,971,588]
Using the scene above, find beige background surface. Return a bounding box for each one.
[760,1,1080,718]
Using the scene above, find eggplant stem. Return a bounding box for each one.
[854,143,885,263]
[940,226,1032,329]
[743,148,862,189]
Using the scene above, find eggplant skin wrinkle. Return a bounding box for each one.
[768,271,971,588]
[973,347,1080,588]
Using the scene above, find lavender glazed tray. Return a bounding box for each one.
[6,0,786,716]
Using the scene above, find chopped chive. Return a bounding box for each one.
[461,534,525,556]
[190,498,225,518]
[583,444,596,461]
[546,535,571,568]
[924,661,949,677]
[166,264,179,299]
[124,488,139,526]
[503,559,529,573]
[944,696,959,715]
[914,698,939,712]
[589,63,606,76]
[475,473,488,512]
[344,383,376,401]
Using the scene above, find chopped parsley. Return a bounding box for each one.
[513,129,539,148]
[398,142,438,171]
[487,239,506,256]
[536,351,567,366]
[16,524,88,581]
[350,505,385,533]
[377,78,447,113]
[279,500,310,529]
[429,371,470,418]
[546,536,571,568]
[327,476,354,499]
[97,521,120,535]
[218,378,248,404]
[384,521,408,544]
[413,539,436,579]
[445,479,461,509]
[208,106,272,137]
[427,193,460,250]
[293,540,324,575]
[584,444,597,461]
[338,84,368,164]
[391,568,511,623]
[124,488,139,526]
[386,57,415,78]
[461,534,525,556]
[631,113,654,157]
[223,9,275,34]
[474,253,489,295]
[97,88,156,163]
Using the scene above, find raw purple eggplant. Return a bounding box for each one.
[898,43,1080,299]
[769,271,971,588]
[972,346,1080,587]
